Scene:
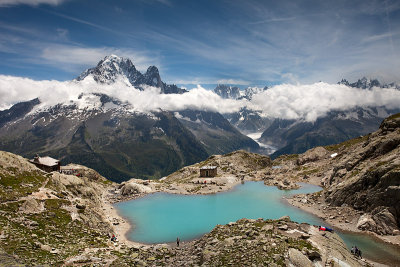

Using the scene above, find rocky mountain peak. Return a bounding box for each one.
[75,55,186,94]
[144,65,162,87]
[244,86,267,100]
[352,77,380,89]
[214,84,241,99]
[338,79,350,86]
[76,55,141,85]
[145,65,159,75]
[337,77,400,90]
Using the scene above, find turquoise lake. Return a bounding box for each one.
[115,181,400,265]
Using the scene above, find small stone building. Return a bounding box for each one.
[30,155,60,172]
[200,166,217,177]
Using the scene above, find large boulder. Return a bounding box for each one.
[287,248,313,266]
[356,214,376,231]
[19,198,44,214]
[120,182,152,196]
[371,207,398,235]
[379,113,400,132]
[356,207,398,235]
[296,146,328,165]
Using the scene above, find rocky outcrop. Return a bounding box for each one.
[380,113,400,132]
[272,114,400,238]
[323,115,400,235]
[119,181,152,195]
[356,207,399,235]
[288,248,313,266]
[19,197,44,214]
[296,146,328,165]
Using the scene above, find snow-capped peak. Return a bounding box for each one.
[76,55,140,86]
[75,55,187,94]
[244,86,267,100]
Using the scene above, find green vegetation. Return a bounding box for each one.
[349,169,360,178]
[0,159,110,266]
[0,169,47,201]
[386,113,400,120]
[325,134,369,151]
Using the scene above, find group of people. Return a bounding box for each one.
[351,246,362,258]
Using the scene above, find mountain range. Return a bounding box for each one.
[0,55,399,181]
[0,55,259,182]
[213,79,400,157]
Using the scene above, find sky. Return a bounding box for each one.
[0,0,400,88]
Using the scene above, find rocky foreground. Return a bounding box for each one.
[70,217,365,267]
[0,151,367,266]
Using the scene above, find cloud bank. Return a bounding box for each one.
[250,83,400,121]
[1,75,400,122]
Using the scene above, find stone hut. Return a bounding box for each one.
[200,166,217,177]
[30,155,60,172]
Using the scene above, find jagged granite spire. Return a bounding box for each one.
[76,55,187,94]
[338,77,399,90]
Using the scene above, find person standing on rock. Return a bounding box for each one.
[176,237,180,247]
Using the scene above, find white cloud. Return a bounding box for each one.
[1,76,400,123]
[0,76,245,114]
[0,0,65,7]
[250,82,400,121]
[40,45,159,72]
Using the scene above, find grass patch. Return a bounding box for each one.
[0,170,47,201]
[325,134,369,151]
[386,113,400,120]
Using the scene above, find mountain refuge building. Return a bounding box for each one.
[200,166,217,177]
[30,155,60,172]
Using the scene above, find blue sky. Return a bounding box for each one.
[0,0,399,88]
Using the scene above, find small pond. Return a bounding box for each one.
[115,181,400,265]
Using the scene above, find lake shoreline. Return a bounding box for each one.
[107,179,399,266]
[108,177,399,249]
[286,190,400,249]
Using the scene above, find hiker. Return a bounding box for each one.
[351,246,355,254]
[354,246,362,258]
[319,226,333,232]
[111,234,117,242]
[355,246,359,257]
[176,237,180,247]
